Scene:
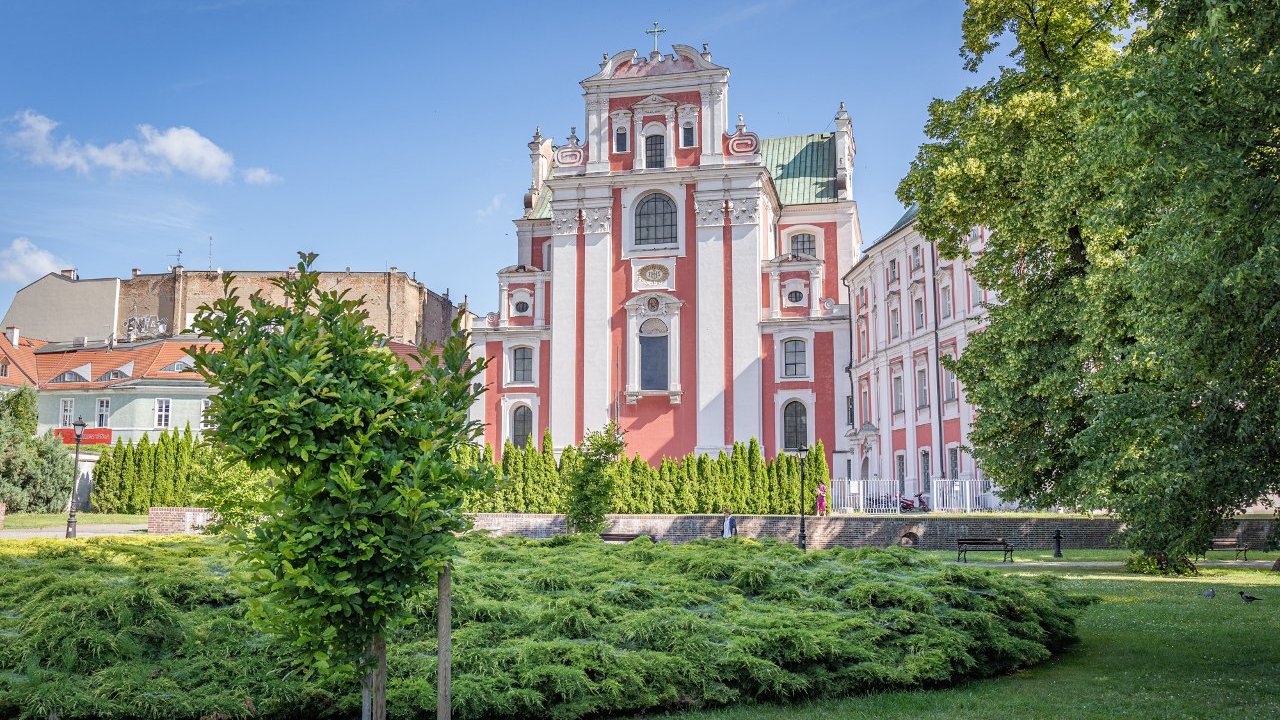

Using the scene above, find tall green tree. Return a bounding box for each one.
[900,0,1280,567]
[564,423,625,533]
[190,252,491,720]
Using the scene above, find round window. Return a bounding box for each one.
[787,291,804,303]
[514,301,530,313]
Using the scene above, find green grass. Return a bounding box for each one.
[659,566,1280,720]
[0,535,1083,720]
[0,512,148,529]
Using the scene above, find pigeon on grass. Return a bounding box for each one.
[1202,588,1215,599]
[1239,591,1262,603]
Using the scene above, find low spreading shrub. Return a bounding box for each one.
[0,536,1088,719]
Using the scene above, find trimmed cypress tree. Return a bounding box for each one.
[91,439,120,512]
[540,431,564,513]
[129,435,151,512]
[676,456,698,513]
[745,438,766,514]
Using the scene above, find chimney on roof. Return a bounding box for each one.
[4,326,18,346]
[132,268,142,278]
[74,337,88,348]
[389,265,398,275]
[60,268,77,280]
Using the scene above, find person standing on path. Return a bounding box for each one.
[816,482,828,517]
[722,507,738,539]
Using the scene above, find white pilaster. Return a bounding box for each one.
[534,278,546,327]
[728,193,762,442]
[549,206,580,448]
[694,195,726,453]
[580,201,613,433]
[498,282,510,327]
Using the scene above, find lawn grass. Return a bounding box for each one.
[658,566,1280,720]
[0,512,147,529]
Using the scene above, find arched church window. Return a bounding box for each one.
[615,126,628,153]
[635,193,677,246]
[783,401,807,451]
[790,233,816,257]
[645,134,665,168]
[512,405,532,448]
[681,122,695,148]
[639,317,669,390]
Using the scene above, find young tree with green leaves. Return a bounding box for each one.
[189,252,491,720]
[564,423,625,533]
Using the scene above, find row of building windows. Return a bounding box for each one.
[45,359,193,385]
[886,363,958,415]
[505,397,812,453]
[56,397,213,430]
[613,123,697,156]
[505,334,815,389]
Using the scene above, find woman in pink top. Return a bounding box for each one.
[815,482,828,516]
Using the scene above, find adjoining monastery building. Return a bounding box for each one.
[843,206,989,490]
[470,43,860,470]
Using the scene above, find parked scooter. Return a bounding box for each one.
[897,492,930,512]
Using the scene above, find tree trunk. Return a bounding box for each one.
[437,564,452,720]
[361,634,388,720]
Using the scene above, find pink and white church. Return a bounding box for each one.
[470,42,859,471]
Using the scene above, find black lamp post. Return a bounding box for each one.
[1053,528,1064,558]
[65,417,86,539]
[797,443,808,551]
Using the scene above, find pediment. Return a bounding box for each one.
[632,94,676,111]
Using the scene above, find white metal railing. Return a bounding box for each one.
[928,476,997,513]
[830,475,1001,514]
[830,477,903,514]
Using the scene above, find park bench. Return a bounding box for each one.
[956,537,1013,563]
[1196,537,1249,561]
[599,532,653,544]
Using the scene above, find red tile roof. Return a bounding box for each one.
[33,337,219,390]
[0,333,43,388]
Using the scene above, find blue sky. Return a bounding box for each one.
[0,0,989,315]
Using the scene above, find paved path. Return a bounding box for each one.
[958,560,1276,569]
[0,524,147,540]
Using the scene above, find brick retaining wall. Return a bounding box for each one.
[147,507,212,535]
[144,506,1274,551]
[472,513,1130,550]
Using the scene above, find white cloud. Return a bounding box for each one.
[0,237,68,283]
[6,110,268,184]
[475,194,504,221]
[242,166,281,185]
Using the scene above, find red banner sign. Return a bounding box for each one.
[54,427,113,445]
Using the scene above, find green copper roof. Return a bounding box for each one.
[760,133,837,206]
[529,188,552,219]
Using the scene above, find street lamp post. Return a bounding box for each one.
[65,417,86,539]
[797,443,808,551]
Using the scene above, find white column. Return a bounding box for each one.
[549,207,579,447]
[664,110,676,168]
[534,278,546,327]
[498,282,510,327]
[580,201,613,433]
[809,269,822,315]
[694,195,726,453]
[586,95,609,173]
[633,116,644,169]
[728,194,763,442]
[769,271,781,319]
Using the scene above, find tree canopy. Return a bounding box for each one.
[900,0,1280,567]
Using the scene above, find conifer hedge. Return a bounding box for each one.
[461,433,829,516]
[91,428,200,512]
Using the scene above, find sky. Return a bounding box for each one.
[0,0,996,315]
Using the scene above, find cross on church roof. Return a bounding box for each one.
[645,20,667,54]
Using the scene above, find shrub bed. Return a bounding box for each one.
[0,536,1088,719]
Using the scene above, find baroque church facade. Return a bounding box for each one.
[470,43,858,471]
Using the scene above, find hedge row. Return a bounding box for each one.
[91,428,201,513]
[460,432,830,516]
